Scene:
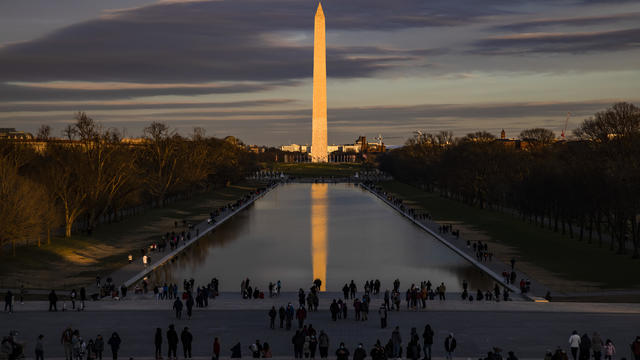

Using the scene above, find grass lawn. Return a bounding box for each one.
[268,162,364,177]
[0,181,267,290]
[379,180,640,291]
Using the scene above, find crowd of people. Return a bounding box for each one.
[7,325,638,360]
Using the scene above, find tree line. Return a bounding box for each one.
[379,102,640,259]
[0,113,258,253]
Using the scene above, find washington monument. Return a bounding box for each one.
[311,2,328,163]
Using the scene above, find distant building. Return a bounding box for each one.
[280,136,385,155]
[0,128,34,140]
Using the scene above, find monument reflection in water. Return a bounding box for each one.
[149,183,494,292]
[311,183,328,291]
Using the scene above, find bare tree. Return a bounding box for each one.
[519,128,555,144]
[36,125,51,140]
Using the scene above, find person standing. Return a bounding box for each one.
[603,340,615,360]
[353,343,366,360]
[268,306,277,329]
[212,338,220,360]
[296,306,307,329]
[186,295,194,320]
[94,335,104,360]
[279,306,286,328]
[167,325,178,360]
[335,343,350,360]
[107,333,121,360]
[392,326,402,358]
[173,298,183,320]
[62,327,74,360]
[378,304,387,329]
[632,336,640,360]
[318,331,329,359]
[569,331,582,360]
[154,328,162,360]
[181,327,193,360]
[580,333,591,360]
[423,324,434,360]
[70,289,77,310]
[49,290,58,311]
[35,335,45,360]
[444,333,457,360]
[80,288,86,310]
[591,332,603,360]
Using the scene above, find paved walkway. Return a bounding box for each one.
[361,183,549,301]
[2,302,639,359]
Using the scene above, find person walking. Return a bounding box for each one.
[107,333,121,360]
[603,340,615,360]
[269,306,277,329]
[154,328,163,360]
[4,290,13,313]
[318,331,329,359]
[423,324,435,360]
[62,327,74,360]
[569,331,581,360]
[444,333,457,360]
[181,327,193,360]
[378,304,387,329]
[173,297,183,320]
[167,325,179,360]
[212,338,221,360]
[579,333,591,360]
[35,335,45,360]
[94,335,104,360]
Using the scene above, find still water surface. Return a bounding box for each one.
[150,183,494,292]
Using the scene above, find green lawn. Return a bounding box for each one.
[0,181,266,290]
[268,162,364,177]
[379,181,640,290]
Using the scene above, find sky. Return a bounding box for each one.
[0,0,639,146]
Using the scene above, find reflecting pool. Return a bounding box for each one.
[149,183,494,292]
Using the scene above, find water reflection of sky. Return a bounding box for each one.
[148,183,494,292]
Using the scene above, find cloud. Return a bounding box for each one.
[491,12,640,32]
[0,0,500,84]
[471,27,640,54]
[0,81,297,101]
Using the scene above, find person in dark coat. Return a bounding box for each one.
[230,343,242,358]
[353,343,367,360]
[444,333,456,360]
[186,295,194,319]
[269,306,277,329]
[278,306,286,328]
[154,328,162,360]
[173,298,183,319]
[94,335,104,360]
[181,327,193,359]
[336,342,350,360]
[107,333,121,360]
[166,324,179,360]
[423,324,435,360]
[48,290,58,311]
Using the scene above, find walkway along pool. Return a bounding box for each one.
[146,183,496,292]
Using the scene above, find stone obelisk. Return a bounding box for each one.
[311,2,328,163]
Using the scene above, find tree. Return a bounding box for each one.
[36,125,51,140]
[463,131,496,143]
[519,128,555,144]
[574,102,640,141]
[0,156,48,254]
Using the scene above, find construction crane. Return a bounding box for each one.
[561,112,571,140]
[375,133,403,146]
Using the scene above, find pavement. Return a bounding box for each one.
[1,294,639,359]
